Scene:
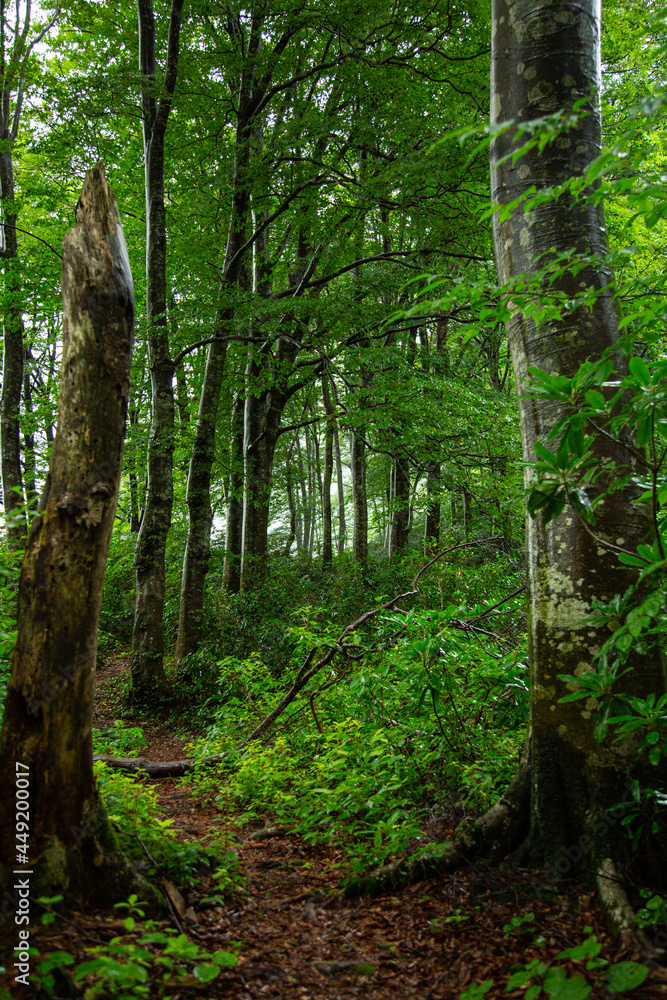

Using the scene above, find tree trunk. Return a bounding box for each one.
[130,0,184,703]
[389,453,410,558]
[424,463,441,552]
[0,139,25,548]
[174,336,226,662]
[490,0,665,883]
[321,379,334,567]
[351,429,367,564]
[0,165,142,902]
[21,344,36,508]
[222,390,244,593]
[334,419,346,555]
[240,374,279,591]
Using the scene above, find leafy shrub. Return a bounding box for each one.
[93,720,145,757]
[95,763,230,883]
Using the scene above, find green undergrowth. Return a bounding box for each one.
[94,762,240,887]
[186,577,528,881]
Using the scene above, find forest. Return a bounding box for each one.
[0,0,666,997]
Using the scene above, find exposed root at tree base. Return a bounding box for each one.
[346,757,531,896]
[596,857,662,960]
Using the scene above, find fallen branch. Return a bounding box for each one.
[95,537,503,778]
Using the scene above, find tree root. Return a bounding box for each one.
[596,857,662,959]
[345,755,531,896]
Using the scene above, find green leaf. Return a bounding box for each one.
[212,951,238,967]
[628,357,651,386]
[549,977,591,999]
[584,389,606,410]
[194,963,221,983]
[606,961,649,992]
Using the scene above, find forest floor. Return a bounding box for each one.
[5,655,667,1000]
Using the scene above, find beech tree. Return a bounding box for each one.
[0,1,58,547]
[443,0,667,934]
[130,0,184,702]
[0,165,140,899]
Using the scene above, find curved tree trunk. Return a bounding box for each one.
[0,165,140,901]
[130,0,184,703]
[491,0,665,881]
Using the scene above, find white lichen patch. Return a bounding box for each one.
[524,65,537,81]
[492,92,502,120]
[538,565,592,632]
[563,74,576,87]
[517,61,525,75]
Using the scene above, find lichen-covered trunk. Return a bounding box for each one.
[0,165,135,899]
[130,0,183,702]
[0,137,25,548]
[174,335,227,662]
[491,0,665,870]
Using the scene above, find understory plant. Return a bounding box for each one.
[30,896,241,999]
[95,762,230,883]
[190,586,528,878]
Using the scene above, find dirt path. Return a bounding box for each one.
[4,658,667,998]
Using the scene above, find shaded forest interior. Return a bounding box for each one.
[0,0,667,997]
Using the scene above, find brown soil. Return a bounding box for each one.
[3,654,667,999]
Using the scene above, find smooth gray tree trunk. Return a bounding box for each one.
[130,0,184,702]
[490,0,665,885]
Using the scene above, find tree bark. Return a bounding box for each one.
[491,0,665,878]
[388,453,410,558]
[174,336,226,662]
[222,390,244,593]
[321,377,334,567]
[0,164,141,901]
[351,428,367,564]
[334,419,346,555]
[0,129,25,547]
[130,0,184,703]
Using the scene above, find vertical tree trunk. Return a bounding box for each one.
[389,454,410,558]
[351,429,367,564]
[424,465,440,552]
[130,0,184,702]
[0,142,25,547]
[222,390,244,593]
[334,420,346,555]
[21,344,35,508]
[174,336,226,662]
[490,0,665,881]
[321,378,334,567]
[0,165,139,900]
[240,378,279,591]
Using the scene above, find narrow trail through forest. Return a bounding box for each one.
[11,656,667,1000]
